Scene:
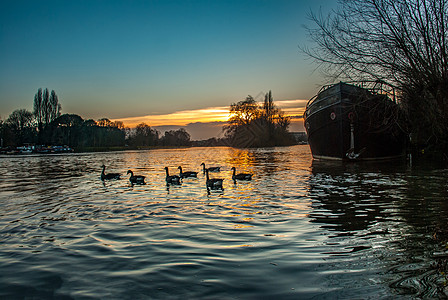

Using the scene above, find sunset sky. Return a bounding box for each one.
[0,0,338,139]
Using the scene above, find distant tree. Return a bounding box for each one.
[161,128,191,146]
[0,118,5,147]
[6,109,35,132]
[97,118,113,127]
[224,91,293,147]
[39,114,126,148]
[34,88,43,130]
[263,90,277,124]
[80,119,98,147]
[127,122,159,147]
[55,114,84,127]
[44,114,83,146]
[34,88,61,132]
[96,118,124,129]
[5,109,35,146]
[112,121,124,129]
[228,96,260,126]
[83,119,97,127]
[304,0,448,148]
[49,90,61,123]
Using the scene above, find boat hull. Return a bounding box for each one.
[304,83,406,161]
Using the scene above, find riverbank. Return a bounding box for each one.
[74,145,192,153]
[0,145,197,155]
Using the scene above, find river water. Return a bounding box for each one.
[1,145,447,299]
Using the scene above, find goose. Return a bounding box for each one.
[200,162,220,173]
[178,166,198,178]
[101,165,121,180]
[127,170,146,184]
[165,167,181,184]
[231,167,253,181]
[205,169,223,189]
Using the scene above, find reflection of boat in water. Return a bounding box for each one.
[303,82,406,161]
[307,160,407,232]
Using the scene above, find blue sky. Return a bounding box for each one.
[1,0,338,137]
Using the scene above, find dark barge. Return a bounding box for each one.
[303,82,406,161]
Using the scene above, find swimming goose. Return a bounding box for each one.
[165,167,181,184]
[231,167,253,181]
[178,166,198,178]
[205,169,223,189]
[200,162,220,173]
[127,170,146,184]
[101,165,121,180]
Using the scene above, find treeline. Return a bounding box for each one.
[224,91,294,147]
[0,88,192,150]
[126,123,191,148]
[0,112,192,150]
[2,88,296,151]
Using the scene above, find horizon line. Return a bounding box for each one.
[112,99,308,128]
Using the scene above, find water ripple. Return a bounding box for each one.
[1,146,448,298]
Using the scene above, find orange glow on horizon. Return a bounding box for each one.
[113,106,230,128]
[113,99,307,128]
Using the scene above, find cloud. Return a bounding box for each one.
[276,99,308,117]
[113,106,229,128]
[276,99,309,108]
[153,121,226,141]
[112,98,308,139]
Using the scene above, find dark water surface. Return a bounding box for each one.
[1,145,447,299]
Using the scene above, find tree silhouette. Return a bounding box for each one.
[5,109,35,146]
[304,0,448,147]
[97,118,113,127]
[224,91,293,147]
[161,128,191,146]
[33,88,61,141]
[126,122,159,147]
[47,114,84,146]
[49,90,61,123]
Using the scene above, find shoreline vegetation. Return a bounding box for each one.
[1,89,305,155]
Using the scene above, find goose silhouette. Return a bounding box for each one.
[231,167,253,181]
[200,162,220,173]
[165,167,181,184]
[101,165,121,180]
[178,166,198,178]
[205,169,223,189]
[127,170,146,184]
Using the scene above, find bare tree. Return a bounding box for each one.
[263,91,278,123]
[34,88,43,130]
[43,88,50,125]
[6,109,35,145]
[49,90,61,123]
[304,0,448,146]
[7,109,34,131]
[34,88,61,131]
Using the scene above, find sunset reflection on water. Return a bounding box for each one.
[1,145,447,299]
